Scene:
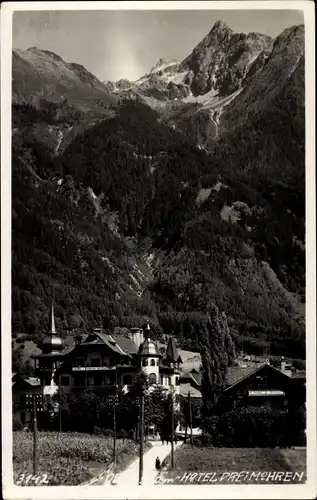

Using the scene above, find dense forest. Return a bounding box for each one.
[11,95,305,361]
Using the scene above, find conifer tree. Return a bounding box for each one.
[199,303,235,412]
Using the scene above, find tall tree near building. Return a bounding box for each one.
[199,304,235,412]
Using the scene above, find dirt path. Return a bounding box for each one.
[103,441,182,487]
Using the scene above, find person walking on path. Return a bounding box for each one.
[155,456,161,471]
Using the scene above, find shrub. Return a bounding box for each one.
[201,406,306,447]
[13,417,24,431]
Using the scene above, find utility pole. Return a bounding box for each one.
[189,391,193,445]
[184,391,190,444]
[113,369,117,464]
[32,395,38,475]
[59,374,62,433]
[138,393,144,485]
[171,388,174,469]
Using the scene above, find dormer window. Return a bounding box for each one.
[150,359,155,366]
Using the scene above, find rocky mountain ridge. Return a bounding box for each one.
[11,20,305,362]
[12,21,304,151]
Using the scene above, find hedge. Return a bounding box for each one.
[201,405,306,447]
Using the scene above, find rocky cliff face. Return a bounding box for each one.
[180,20,273,96]
[221,24,305,130]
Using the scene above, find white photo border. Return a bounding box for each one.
[1,2,316,499]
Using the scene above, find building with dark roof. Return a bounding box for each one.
[12,373,41,425]
[179,362,306,409]
[33,308,183,395]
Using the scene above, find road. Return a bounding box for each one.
[105,441,182,487]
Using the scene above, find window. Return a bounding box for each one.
[104,376,111,385]
[168,377,171,386]
[142,359,148,367]
[87,376,94,386]
[61,376,69,386]
[91,358,100,367]
[175,376,180,386]
[150,359,155,366]
[123,374,133,385]
[149,373,157,385]
[156,360,160,366]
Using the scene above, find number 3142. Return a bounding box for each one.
[16,473,49,485]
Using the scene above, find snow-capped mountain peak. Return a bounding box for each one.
[149,57,179,75]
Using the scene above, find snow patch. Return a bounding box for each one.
[88,187,97,199]
[102,256,115,272]
[211,181,226,192]
[144,252,155,267]
[129,273,140,288]
[220,201,251,223]
[55,129,63,154]
[196,188,212,205]
[164,71,188,85]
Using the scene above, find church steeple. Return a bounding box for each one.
[48,301,56,335]
[39,300,63,353]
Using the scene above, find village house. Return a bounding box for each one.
[12,372,41,426]
[32,303,183,397]
[178,359,306,412]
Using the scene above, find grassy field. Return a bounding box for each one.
[158,445,306,484]
[13,431,149,486]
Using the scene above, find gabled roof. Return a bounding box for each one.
[24,377,41,386]
[226,365,257,386]
[191,371,202,385]
[80,330,131,357]
[179,383,202,399]
[180,370,201,387]
[111,333,139,354]
[165,337,182,363]
[12,374,41,388]
[223,363,294,393]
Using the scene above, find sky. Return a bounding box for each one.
[13,9,304,81]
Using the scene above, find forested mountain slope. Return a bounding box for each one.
[11,21,305,360]
[12,97,305,358]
